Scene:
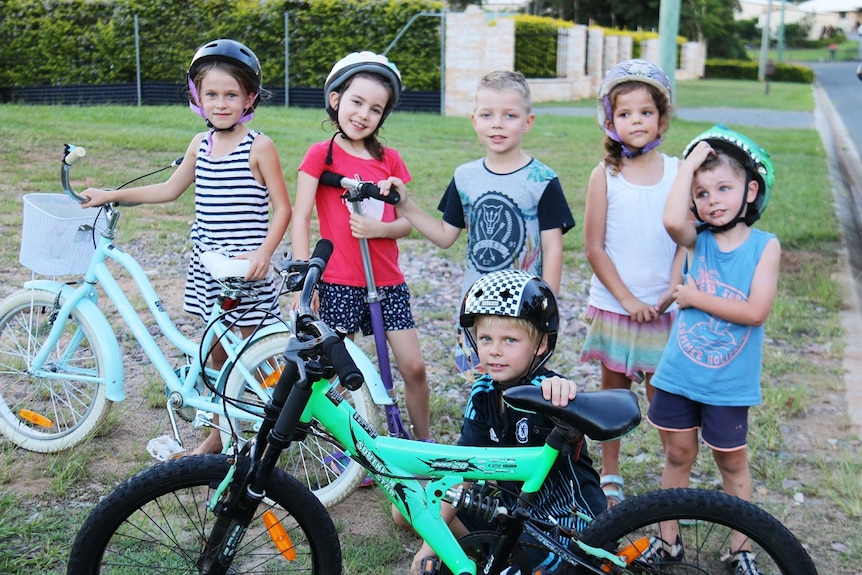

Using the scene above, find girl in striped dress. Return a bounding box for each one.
[82,39,291,454]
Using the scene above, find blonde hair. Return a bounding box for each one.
[473,70,532,113]
[474,314,541,345]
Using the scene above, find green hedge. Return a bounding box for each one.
[513,15,572,78]
[0,0,443,90]
[704,59,814,83]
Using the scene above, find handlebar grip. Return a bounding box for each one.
[64,145,87,165]
[321,335,364,391]
[319,171,345,188]
[358,181,399,205]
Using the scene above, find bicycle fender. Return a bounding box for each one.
[23,280,125,402]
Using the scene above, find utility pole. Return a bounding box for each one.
[758,0,774,81]
[658,0,681,101]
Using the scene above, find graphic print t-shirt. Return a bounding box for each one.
[437,158,574,296]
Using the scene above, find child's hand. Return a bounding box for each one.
[682,141,713,172]
[349,213,382,239]
[622,297,659,323]
[80,188,112,208]
[235,250,269,281]
[541,376,577,407]
[673,275,699,309]
[376,176,409,204]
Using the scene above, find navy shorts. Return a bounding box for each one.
[647,388,749,451]
[318,282,416,336]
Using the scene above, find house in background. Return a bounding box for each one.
[739,0,861,39]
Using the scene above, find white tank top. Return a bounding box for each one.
[587,153,680,314]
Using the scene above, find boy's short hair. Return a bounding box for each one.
[696,149,748,184]
[474,70,532,113]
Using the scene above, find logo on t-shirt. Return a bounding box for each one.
[515,417,529,444]
[468,192,525,273]
[676,267,751,367]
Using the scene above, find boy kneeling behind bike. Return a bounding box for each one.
[392,270,607,574]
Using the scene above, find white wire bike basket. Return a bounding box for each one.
[19,193,105,276]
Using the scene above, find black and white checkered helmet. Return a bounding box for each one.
[460,270,559,368]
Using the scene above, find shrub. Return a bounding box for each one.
[705,59,814,83]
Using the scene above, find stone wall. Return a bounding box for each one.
[443,7,704,117]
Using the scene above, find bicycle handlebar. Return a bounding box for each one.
[320,170,400,205]
[62,144,89,203]
[291,239,364,391]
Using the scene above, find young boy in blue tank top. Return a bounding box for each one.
[644,125,781,575]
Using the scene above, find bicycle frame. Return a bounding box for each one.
[275,366,634,575]
[26,230,279,421]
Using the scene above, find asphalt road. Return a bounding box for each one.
[808,61,862,155]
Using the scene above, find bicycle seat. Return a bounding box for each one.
[502,387,641,442]
[200,251,251,280]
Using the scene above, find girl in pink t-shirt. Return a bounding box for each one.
[291,52,431,441]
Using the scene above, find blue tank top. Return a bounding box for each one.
[651,228,775,406]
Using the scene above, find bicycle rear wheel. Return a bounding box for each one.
[0,288,110,452]
[579,487,818,575]
[223,333,378,508]
[67,454,342,574]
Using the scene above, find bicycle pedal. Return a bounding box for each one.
[146,435,185,461]
[420,556,439,575]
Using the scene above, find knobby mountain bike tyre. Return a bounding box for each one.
[579,487,818,575]
[223,333,378,508]
[0,288,110,452]
[67,454,342,574]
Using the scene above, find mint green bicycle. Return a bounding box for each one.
[66,239,818,575]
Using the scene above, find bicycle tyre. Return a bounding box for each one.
[579,487,818,575]
[66,454,342,574]
[222,333,378,508]
[0,288,110,452]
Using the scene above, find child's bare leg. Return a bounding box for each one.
[654,428,699,544]
[598,365,632,506]
[190,325,256,455]
[387,328,431,440]
[713,446,752,552]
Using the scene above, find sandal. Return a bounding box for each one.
[723,549,765,575]
[639,534,684,563]
[600,474,625,507]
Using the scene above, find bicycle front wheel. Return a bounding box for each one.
[222,333,378,508]
[0,288,110,452]
[67,454,342,574]
[579,487,818,575]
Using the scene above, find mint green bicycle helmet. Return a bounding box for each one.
[684,124,775,231]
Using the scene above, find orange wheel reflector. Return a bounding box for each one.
[262,367,283,388]
[19,409,53,428]
[618,536,651,564]
[263,509,296,560]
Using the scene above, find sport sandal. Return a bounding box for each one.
[724,550,765,575]
[638,534,684,563]
[599,474,625,507]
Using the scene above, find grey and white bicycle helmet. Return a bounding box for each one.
[323,51,403,123]
[597,59,672,158]
[684,124,775,231]
[187,39,262,126]
[460,270,559,376]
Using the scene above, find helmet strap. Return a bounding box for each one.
[187,77,254,132]
[603,97,662,159]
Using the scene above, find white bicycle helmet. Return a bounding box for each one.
[460,270,559,377]
[323,51,403,123]
[187,39,262,125]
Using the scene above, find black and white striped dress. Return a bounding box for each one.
[183,130,281,327]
